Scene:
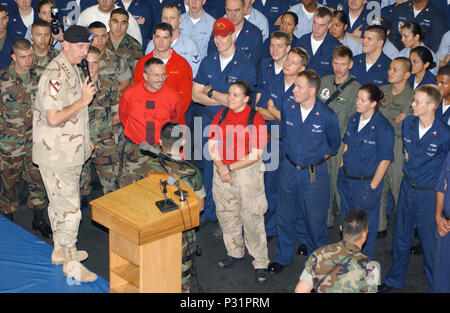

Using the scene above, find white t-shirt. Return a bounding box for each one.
[122,1,131,10]
[274,63,283,75]
[302,5,314,20]
[285,82,293,92]
[300,106,313,122]
[366,62,375,72]
[22,8,34,29]
[311,37,324,55]
[189,16,201,25]
[358,116,371,132]
[220,54,233,71]
[349,15,357,28]
[418,125,431,139]
[443,102,450,114]
[413,8,422,18]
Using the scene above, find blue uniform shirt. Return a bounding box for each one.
[208,19,263,67]
[351,52,392,86]
[298,32,342,77]
[7,8,38,38]
[280,99,341,166]
[194,50,257,116]
[344,6,371,35]
[179,11,215,59]
[151,0,184,31]
[343,111,395,177]
[115,0,154,48]
[0,31,17,70]
[436,102,450,127]
[253,0,297,34]
[246,7,269,43]
[203,0,225,20]
[289,2,324,39]
[389,1,447,53]
[407,70,436,90]
[436,152,450,216]
[401,115,450,187]
[256,57,283,94]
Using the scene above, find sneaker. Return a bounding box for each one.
[255,269,268,284]
[217,255,243,269]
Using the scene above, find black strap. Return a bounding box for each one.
[325,77,356,105]
[217,107,257,127]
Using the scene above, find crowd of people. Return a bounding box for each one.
[0,0,448,293]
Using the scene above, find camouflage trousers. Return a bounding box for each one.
[39,166,82,248]
[182,229,196,293]
[212,160,269,269]
[0,153,47,214]
[379,138,404,231]
[80,136,121,196]
[119,138,150,188]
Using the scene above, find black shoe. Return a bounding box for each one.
[268,262,285,274]
[32,210,52,238]
[218,255,243,269]
[410,244,423,255]
[80,196,89,211]
[377,230,387,239]
[255,269,268,284]
[378,283,393,293]
[297,244,308,256]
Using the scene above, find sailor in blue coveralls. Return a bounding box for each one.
[432,151,450,293]
[192,17,257,224]
[380,85,450,292]
[297,6,341,77]
[7,0,38,39]
[256,47,309,239]
[435,65,450,126]
[338,84,394,259]
[350,24,391,86]
[268,69,341,274]
[252,0,298,34]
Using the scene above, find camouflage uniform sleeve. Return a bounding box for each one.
[299,254,314,286]
[184,163,205,200]
[39,65,67,111]
[116,56,131,84]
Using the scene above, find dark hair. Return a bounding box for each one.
[163,2,181,15]
[393,56,412,73]
[88,21,107,30]
[12,38,32,54]
[437,64,450,78]
[365,24,387,43]
[401,21,424,41]
[342,209,368,240]
[314,6,333,20]
[281,11,298,26]
[144,57,165,72]
[31,19,50,31]
[154,22,173,37]
[332,10,349,27]
[410,46,436,70]
[87,45,101,55]
[269,31,291,46]
[160,122,184,151]
[110,7,129,20]
[332,45,353,60]
[230,80,252,105]
[359,83,384,110]
[0,5,6,14]
[297,69,321,93]
[37,0,54,13]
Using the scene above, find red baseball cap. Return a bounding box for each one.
[211,17,235,37]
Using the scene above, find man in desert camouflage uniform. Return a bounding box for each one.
[138,122,204,293]
[32,25,97,282]
[0,38,51,238]
[106,8,144,76]
[295,209,380,293]
[30,20,59,69]
[79,23,131,199]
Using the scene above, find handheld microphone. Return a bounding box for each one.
[80,59,91,83]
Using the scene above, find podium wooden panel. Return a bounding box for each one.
[90,172,199,293]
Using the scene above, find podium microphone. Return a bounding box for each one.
[80,59,91,83]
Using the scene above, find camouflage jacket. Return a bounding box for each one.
[86,49,130,144]
[300,240,379,293]
[106,33,144,75]
[0,63,42,157]
[138,154,205,200]
[33,46,60,69]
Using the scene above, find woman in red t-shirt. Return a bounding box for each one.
[208,81,270,284]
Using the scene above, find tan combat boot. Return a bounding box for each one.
[62,246,97,282]
[51,240,88,264]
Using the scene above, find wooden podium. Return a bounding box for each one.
[90,172,199,293]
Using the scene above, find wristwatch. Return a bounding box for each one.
[227,164,232,173]
[207,87,214,98]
